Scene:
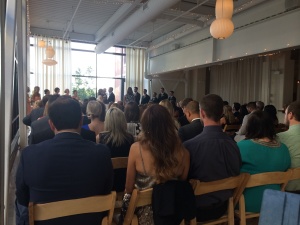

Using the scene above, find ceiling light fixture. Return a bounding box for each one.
[42,44,57,66]
[210,0,234,39]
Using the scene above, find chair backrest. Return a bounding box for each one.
[223,124,240,132]
[190,173,250,206]
[289,167,300,181]
[111,157,128,169]
[123,188,153,225]
[245,171,292,190]
[28,191,116,225]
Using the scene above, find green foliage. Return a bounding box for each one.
[72,67,96,100]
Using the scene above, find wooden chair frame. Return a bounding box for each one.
[288,167,300,182]
[111,157,128,170]
[189,173,250,225]
[223,124,241,133]
[123,188,153,225]
[111,157,128,208]
[28,191,116,225]
[237,170,293,225]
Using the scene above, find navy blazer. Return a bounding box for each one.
[16,132,113,225]
[178,119,203,142]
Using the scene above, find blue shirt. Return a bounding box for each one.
[184,125,242,207]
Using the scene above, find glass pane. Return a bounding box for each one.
[96,78,123,103]
[71,42,96,51]
[97,54,122,78]
[72,50,96,76]
[72,76,97,100]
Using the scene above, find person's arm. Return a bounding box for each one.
[125,144,138,194]
[22,114,31,126]
[178,148,190,181]
[237,115,248,135]
[15,151,30,206]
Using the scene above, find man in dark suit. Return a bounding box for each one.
[178,101,203,142]
[107,87,115,103]
[158,87,168,102]
[141,89,150,105]
[134,87,141,105]
[16,96,113,225]
[168,91,176,103]
[22,96,49,126]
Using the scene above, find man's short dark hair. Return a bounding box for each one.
[42,95,49,106]
[48,96,82,131]
[200,94,223,122]
[287,101,300,122]
[247,102,256,110]
[233,102,241,111]
[181,98,193,108]
[185,101,199,114]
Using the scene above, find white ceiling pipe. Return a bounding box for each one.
[94,0,142,42]
[95,0,180,54]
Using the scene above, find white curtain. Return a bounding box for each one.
[31,36,72,94]
[209,57,265,104]
[125,48,145,91]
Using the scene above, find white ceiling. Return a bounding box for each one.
[28,0,268,51]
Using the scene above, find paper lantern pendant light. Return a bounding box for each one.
[38,39,46,48]
[43,45,57,66]
[210,18,234,39]
[215,0,233,19]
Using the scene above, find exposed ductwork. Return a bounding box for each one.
[95,0,180,54]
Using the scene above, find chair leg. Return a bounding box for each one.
[132,215,138,225]
[228,197,234,225]
[238,195,246,225]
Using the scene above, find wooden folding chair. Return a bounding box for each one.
[28,191,116,225]
[236,170,293,225]
[123,188,153,225]
[111,157,128,207]
[223,124,241,133]
[188,173,250,225]
[111,157,128,170]
[288,167,300,182]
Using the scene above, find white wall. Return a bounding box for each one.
[147,1,300,75]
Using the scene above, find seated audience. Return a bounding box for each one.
[278,101,300,192]
[83,100,105,137]
[122,104,190,224]
[184,94,241,222]
[220,105,238,126]
[29,96,96,144]
[263,104,279,126]
[178,98,193,127]
[238,110,291,212]
[124,102,141,139]
[234,101,256,142]
[256,100,265,111]
[99,107,134,192]
[232,102,241,122]
[16,97,113,225]
[159,99,180,130]
[178,101,203,142]
[23,95,49,126]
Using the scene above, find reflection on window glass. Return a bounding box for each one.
[97,54,122,78]
[72,51,96,76]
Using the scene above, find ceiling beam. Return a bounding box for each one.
[94,0,143,42]
[159,14,204,26]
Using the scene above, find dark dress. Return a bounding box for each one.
[99,132,134,192]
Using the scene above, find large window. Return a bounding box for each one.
[71,43,125,101]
